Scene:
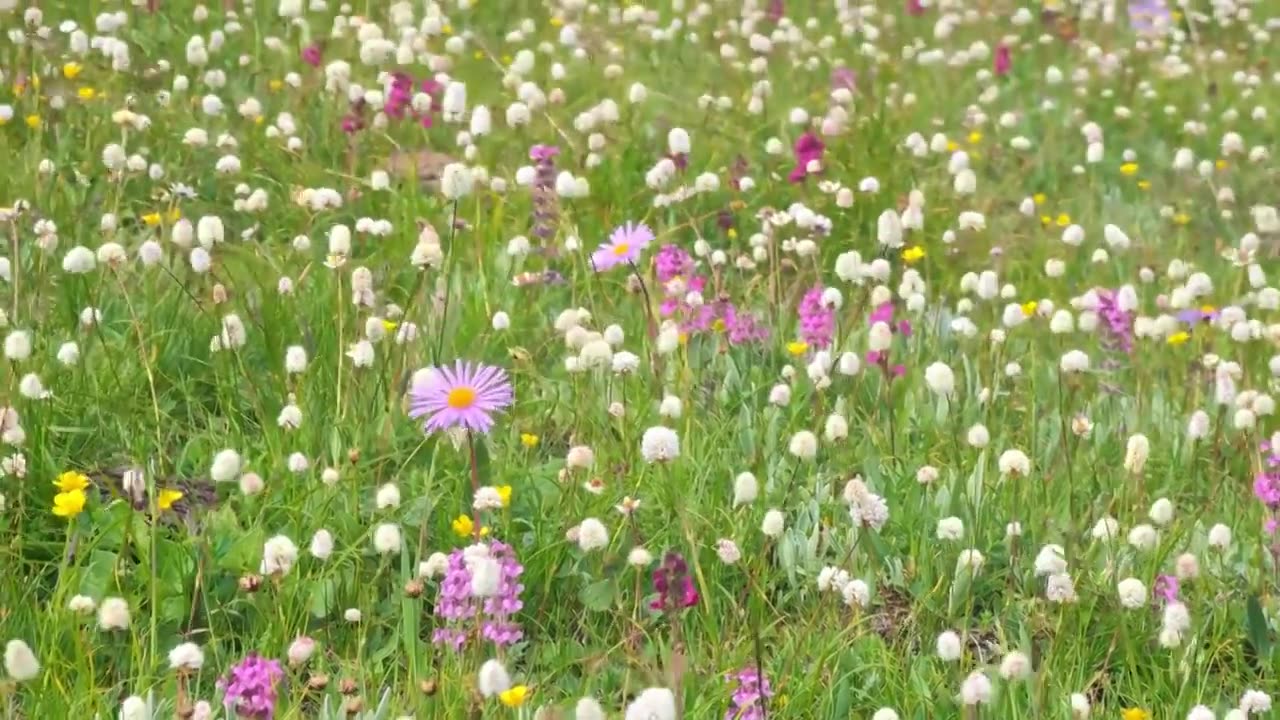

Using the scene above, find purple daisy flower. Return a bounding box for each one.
[591,222,655,271]
[407,360,514,434]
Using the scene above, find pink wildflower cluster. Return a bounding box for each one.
[1094,288,1135,353]
[796,286,835,348]
[432,541,525,649]
[654,244,768,345]
[788,132,825,183]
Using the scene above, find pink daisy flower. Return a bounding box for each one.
[408,360,514,434]
[591,222,655,271]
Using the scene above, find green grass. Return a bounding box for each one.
[2,0,1280,718]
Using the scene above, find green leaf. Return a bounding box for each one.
[1246,594,1272,660]
[310,577,336,618]
[579,578,617,612]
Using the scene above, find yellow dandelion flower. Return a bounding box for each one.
[496,485,512,507]
[1020,301,1038,317]
[1040,215,1052,226]
[1033,193,1047,205]
[52,490,87,519]
[25,115,40,129]
[726,228,738,239]
[54,471,90,493]
[452,514,474,537]
[1215,159,1228,170]
[381,319,399,334]
[1200,304,1217,315]
[1173,213,1190,225]
[1120,162,1139,176]
[901,246,925,264]
[1121,709,1151,720]
[268,79,284,92]
[711,318,727,333]
[63,62,83,79]
[157,489,184,510]
[499,685,529,708]
[520,433,539,448]
[1167,331,1190,346]
[945,140,958,152]
[967,131,982,144]
[77,87,97,101]
[142,212,163,227]
[550,16,565,27]
[1055,213,1071,227]
[1137,180,1151,190]
[678,332,689,345]
[442,24,453,35]
[1172,10,1183,20]
[786,341,809,357]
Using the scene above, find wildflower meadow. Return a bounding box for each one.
[3,0,1280,718]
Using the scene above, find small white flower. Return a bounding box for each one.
[1117,577,1147,609]
[935,630,962,661]
[640,426,679,463]
[761,509,785,538]
[168,642,205,671]
[577,518,609,552]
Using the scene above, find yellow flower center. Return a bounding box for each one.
[447,387,476,409]
[612,242,631,256]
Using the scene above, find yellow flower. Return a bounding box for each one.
[499,685,529,708]
[1020,301,1038,317]
[1173,212,1190,226]
[520,433,540,448]
[726,228,738,239]
[496,485,512,507]
[442,23,453,35]
[53,490,87,519]
[381,319,399,334]
[157,489,184,511]
[501,54,513,65]
[473,50,485,60]
[1033,193,1047,205]
[268,79,284,92]
[452,514,474,537]
[550,16,565,27]
[786,341,809,357]
[967,131,982,144]
[63,62,82,79]
[1121,709,1151,720]
[1166,331,1190,346]
[1055,213,1071,227]
[1215,159,1228,170]
[1200,304,1216,315]
[1120,162,1139,176]
[1039,215,1052,226]
[25,115,40,129]
[142,212,163,227]
[54,471,91,493]
[167,208,182,223]
[711,318,727,333]
[77,87,96,101]
[901,246,925,264]
[1137,179,1151,190]
[945,140,958,152]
